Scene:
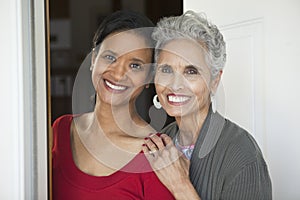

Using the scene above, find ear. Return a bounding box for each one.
[91,48,97,66]
[210,70,223,94]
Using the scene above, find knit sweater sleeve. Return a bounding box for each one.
[221,160,272,200]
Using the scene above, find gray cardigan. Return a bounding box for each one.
[162,108,272,200]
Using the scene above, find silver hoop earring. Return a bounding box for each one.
[153,94,162,109]
[210,94,216,113]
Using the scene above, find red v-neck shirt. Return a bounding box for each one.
[52,115,174,200]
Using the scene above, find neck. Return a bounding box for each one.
[93,97,147,137]
[175,104,210,146]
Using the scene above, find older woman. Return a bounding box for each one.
[143,11,272,200]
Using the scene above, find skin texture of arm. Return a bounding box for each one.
[142,134,201,200]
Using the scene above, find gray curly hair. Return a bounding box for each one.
[152,10,226,79]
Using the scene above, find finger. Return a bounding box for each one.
[144,137,159,152]
[160,134,174,147]
[142,144,156,161]
[148,134,165,150]
[143,140,160,159]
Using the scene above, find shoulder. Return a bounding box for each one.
[52,114,74,130]
[218,118,267,170]
[223,119,262,155]
[52,114,74,151]
[52,113,93,131]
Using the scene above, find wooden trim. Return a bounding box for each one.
[45,0,52,199]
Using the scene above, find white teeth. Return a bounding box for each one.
[168,95,190,103]
[105,80,127,91]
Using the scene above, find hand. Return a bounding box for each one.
[142,134,199,199]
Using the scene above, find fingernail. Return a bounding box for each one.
[144,137,149,140]
[142,143,146,146]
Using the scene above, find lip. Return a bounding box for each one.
[167,93,191,106]
[103,79,128,93]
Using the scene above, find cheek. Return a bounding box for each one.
[193,82,211,101]
[154,74,169,94]
[91,70,98,88]
[92,60,106,76]
[131,73,149,86]
[154,83,165,94]
[93,55,111,73]
[91,67,105,90]
[154,73,171,87]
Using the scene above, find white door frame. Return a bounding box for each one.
[0,0,48,199]
[24,0,48,198]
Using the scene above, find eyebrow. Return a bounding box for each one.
[100,50,147,64]
[186,64,204,72]
[157,63,171,68]
[100,50,117,56]
[157,63,202,70]
[131,57,146,64]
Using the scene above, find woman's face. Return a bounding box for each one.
[92,31,153,106]
[155,39,218,118]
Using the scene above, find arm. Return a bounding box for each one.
[142,134,201,200]
[221,161,272,200]
[49,127,53,200]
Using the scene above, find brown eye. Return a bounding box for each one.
[159,64,173,73]
[130,63,142,70]
[185,66,199,75]
[103,54,116,63]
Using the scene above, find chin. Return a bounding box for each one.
[168,106,200,118]
[165,109,184,118]
[98,94,128,106]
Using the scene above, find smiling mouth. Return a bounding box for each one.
[167,94,191,105]
[104,79,128,92]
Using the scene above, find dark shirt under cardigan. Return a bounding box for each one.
[162,107,272,200]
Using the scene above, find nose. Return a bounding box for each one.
[108,60,128,81]
[170,72,185,91]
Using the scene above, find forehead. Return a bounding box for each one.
[158,39,207,67]
[100,31,150,55]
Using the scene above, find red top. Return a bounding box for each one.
[52,115,174,200]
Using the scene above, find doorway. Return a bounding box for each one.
[47,0,183,198]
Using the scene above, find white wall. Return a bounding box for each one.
[184,0,300,199]
[0,0,23,198]
[0,0,47,199]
